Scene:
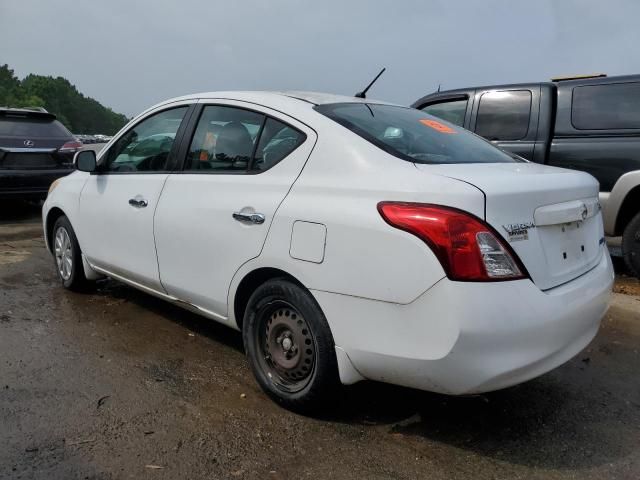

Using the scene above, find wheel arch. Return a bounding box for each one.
[232,267,305,330]
[45,207,67,253]
[615,184,640,236]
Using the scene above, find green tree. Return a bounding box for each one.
[0,64,128,134]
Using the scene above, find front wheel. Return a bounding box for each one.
[622,211,640,278]
[242,279,341,413]
[52,215,91,291]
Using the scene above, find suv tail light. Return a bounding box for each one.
[58,140,83,153]
[377,202,527,281]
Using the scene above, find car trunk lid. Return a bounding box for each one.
[416,162,605,290]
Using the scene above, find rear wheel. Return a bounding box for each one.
[52,216,91,291]
[622,211,640,278]
[242,279,341,413]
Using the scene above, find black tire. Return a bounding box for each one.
[622,211,640,278]
[51,215,91,291]
[242,278,341,413]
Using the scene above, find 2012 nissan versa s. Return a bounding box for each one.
[43,91,614,411]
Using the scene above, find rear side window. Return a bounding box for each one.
[421,99,467,126]
[315,103,517,165]
[0,117,71,137]
[186,106,306,172]
[572,82,640,130]
[252,118,306,172]
[186,106,264,171]
[475,90,532,141]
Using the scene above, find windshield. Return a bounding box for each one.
[315,103,519,164]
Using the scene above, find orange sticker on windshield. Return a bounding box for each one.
[420,119,456,133]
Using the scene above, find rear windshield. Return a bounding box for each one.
[315,103,518,164]
[0,117,71,138]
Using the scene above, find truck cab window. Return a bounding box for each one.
[421,99,467,126]
[475,90,531,141]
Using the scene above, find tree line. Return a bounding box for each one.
[0,64,128,135]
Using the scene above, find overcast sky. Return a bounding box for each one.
[2,0,640,117]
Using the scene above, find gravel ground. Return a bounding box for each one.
[1,201,639,479]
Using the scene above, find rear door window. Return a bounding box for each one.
[572,82,640,130]
[186,106,306,173]
[421,99,467,126]
[186,106,264,172]
[475,90,532,141]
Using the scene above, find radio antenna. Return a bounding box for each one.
[355,67,386,99]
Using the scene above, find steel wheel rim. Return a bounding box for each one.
[54,226,73,281]
[256,301,316,393]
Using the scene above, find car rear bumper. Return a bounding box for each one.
[312,249,614,394]
[0,168,73,199]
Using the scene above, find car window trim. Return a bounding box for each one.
[92,103,197,176]
[247,115,267,171]
[174,102,307,175]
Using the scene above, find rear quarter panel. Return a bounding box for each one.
[229,120,486,324]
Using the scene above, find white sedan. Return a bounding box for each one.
[43,91,614,411]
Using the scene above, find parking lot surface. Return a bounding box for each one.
[1,202,639,480]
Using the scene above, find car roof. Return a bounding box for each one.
[148,90,396,110]
[124,91,406,132]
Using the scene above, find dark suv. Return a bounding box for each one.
[413,74,640,277]
[0,107,81,200]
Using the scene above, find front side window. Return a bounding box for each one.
[572,82,640,130]
[475,90,532,141]
[102,107,188,173]
[315,103,518,164]
[421,99,467,126]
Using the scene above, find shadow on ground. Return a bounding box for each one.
[88,276,640,473]
[0,199,43,224]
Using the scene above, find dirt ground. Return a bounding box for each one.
[1,201,639,480]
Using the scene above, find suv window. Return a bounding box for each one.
[186,106,264,171]
[251,118,306,172]
[421,99,467,126]
[0,117,71,137]
[102,107,188,173]
[475,90,531,141]
[315,103,518,165]
[572,82,640,130]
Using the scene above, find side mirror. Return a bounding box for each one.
[74,150,97,172]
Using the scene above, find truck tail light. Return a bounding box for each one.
[377,202,527,281]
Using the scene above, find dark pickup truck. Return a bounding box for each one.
[413,74,640,277]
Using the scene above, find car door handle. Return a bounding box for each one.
[233,212,265,224]
[129,198,148,208]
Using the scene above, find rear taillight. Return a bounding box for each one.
[58,141,83,153]
[377,202,527,282]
